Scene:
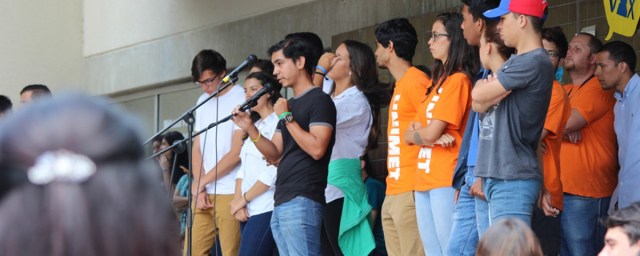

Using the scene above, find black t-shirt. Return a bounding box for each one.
[274,87,336,206]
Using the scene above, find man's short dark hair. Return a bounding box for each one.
[250,59,274,75]
[285,32,324,67]
[599,40,637,72]
[374,18,418,63]
[191,49,227,82]
[20,84,51,100]
[461,0,501,21]
[576,32,603,54]
[268,38,316,76]
[511,13,544,34]
[0,95,11,113]
[602,202,640,244]
[542,26,569,59]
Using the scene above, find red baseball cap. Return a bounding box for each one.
[484,0,547,19]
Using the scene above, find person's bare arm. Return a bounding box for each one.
[172,185,188,210]
[230,181,270,215]
[193,130,243,194]
[232,107,283,163]
[312,52,334,87]
[191,136,204,191]
[472,75,511,113]
[271,97,333,160]
[404,120,449,146]
[285,122,333,160]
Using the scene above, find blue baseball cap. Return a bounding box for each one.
[484,0,547,19]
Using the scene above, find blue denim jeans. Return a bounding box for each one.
[560,194,610,256]
[239,211,276,256]
[271,196,323,256]
[481,177,541,226]
[447,167,490,256]
[415,187,456,256]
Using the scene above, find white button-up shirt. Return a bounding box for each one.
[237,112,279,216]
[326,86,372,203]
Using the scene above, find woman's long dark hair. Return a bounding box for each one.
[246,71,282,106]
[0,94,179,256]
[483,19,516,61]
[343,40,389,152]
[162,131,189,185]
[429,12,480,95]
[245,72,282,123]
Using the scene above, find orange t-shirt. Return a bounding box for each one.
[386,67,431,195]
[413,72,472,191]
[562,84,574,95]
[541,80,571,210]
[560,78,618,198]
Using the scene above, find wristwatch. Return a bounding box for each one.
[283,112,294,123]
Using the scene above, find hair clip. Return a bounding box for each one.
[28,150,97,185]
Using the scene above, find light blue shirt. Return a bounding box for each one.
[613,73,640,209]
[466,69,489,168]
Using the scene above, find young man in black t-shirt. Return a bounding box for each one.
[232,38,336,256]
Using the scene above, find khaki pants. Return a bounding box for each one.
[183,194,240,256]
[381,191,425,256]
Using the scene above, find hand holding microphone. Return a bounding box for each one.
[238,82,273,112]
[231,82,274,131]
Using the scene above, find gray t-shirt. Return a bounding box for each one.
[475,48,553,180]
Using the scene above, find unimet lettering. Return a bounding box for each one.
[388,94,402,180]
[417,88,441,174]
[417,147,432,173]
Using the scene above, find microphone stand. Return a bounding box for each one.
[148,100,256,256]
[142,76,238,146]
[148,100,257,160]
[144,76,238,256]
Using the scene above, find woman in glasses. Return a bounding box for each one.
[403,12,478,256]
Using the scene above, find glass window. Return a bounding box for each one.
[119,95,156,139]
[158,84,203,135]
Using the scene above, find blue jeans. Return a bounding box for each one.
[415,187,456,256]
[481,177,541,226]
[560,194,610,256]
[239,211,277,256]
[447,167,490,256]
[271,196,323,256]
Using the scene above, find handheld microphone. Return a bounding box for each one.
[222,54,258,83]
[238,83,273,112]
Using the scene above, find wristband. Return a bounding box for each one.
[250,132,261,143]
[315,65,328,75]
[278,111,292,120]
[243,192,250,203]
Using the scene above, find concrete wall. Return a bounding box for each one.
[1,0,636,100]
[83,0,313,56]
[0,0,84,104]
[87,0,460,96]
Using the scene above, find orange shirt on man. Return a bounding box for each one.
[386,66,430,195]
[541,80,571,210]
[413,72,472,191]
[560,77,618,198]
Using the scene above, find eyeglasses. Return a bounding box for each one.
[546,50,560,58]
[428,32,450,42]
[194,74,220,86]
